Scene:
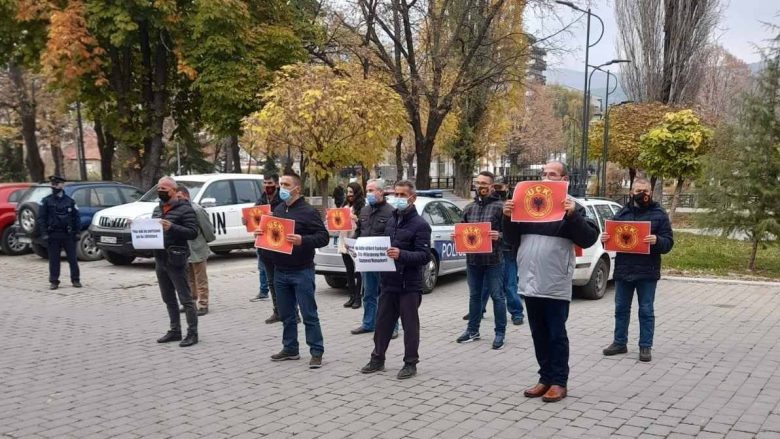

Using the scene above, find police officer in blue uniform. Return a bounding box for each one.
[38,175,82,290]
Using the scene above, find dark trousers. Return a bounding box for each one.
[466,264,507,335]
[341,253,362,298]
[372,291,421,365]
[262,256,279,314]
[155,251,197,333]
[275,267,324,356]
[614,279,658,347]
[47,233,80,284]
[524,296,570,387]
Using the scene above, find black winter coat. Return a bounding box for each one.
[152,200,199,249]
[269,197,329,269]
[380,207,432,294]
[612,201,674,281]
[38,193,79,237]
[355,200,395,238]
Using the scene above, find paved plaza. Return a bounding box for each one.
[2,252,780,438]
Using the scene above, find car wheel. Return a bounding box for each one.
[1,227,30,256]
[578,257,609,300]
[18,204,38,235]
[76,232,103,261]
[104,251,135,266]
[422,255,439,295]
[324,275,348,289]
[31,242,48,259]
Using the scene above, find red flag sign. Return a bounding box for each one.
[242,205,271,233]
[454,222,493,254]
[604,220,651,254]
[255,215,295,254]
[511,181,569,223]
[326,207,352,232]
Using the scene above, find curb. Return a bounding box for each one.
[663,275,780,287]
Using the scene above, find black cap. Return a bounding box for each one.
[48,175,66,184]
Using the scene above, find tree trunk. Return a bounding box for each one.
[453,160,473,199]
[94,119,115,181]
[670,176,684,218]
[415,136,434,190]
[652,175,664,204]
[8,63,45,181]
[405,152,415,179]
[229,134,241,173]
[628,168,637,189]
[748,237,758,271]
[50,128,64,178]
[138,24,169,189]
[318,175,330,212]
[394,135,404,180]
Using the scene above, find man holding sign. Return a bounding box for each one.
[601,178,673,362]
[503,161,599,402]
[261,171,329,368]
[152,176,200,347]
[455,171,506,350]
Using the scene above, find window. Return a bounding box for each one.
[8,189,25,203]
[440,202,464,223]
[424,203,449,226]
[609,203,622,215]
[200,180,234,206]
[23,187,52,204]
[92,187,123,207]
[594,204,615,228]
[233,179,261,204]
[71,188,90,207]
[120,187,144,202]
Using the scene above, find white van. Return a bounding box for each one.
[89,174,264,265]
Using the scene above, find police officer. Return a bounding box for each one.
[38,175,81,290]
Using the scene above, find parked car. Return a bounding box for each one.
[13,181,144,261]
[315,196,623,299]
[89,173,265,265]
[0,183,33,255]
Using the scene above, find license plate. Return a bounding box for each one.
[100,236,117,244]
[18,236,31,244]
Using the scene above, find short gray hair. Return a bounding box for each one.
[394,179,416,195]
[366,178,384,188]
[158,176,177,187]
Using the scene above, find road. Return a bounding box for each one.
[2,251,780,438]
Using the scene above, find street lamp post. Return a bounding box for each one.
[555,1,604,196]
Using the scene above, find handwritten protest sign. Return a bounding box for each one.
[130,218,165,250]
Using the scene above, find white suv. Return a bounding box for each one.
[89,173,264,265]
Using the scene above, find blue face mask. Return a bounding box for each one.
[391,197,408,211]
[367,193,377,206]
[279,188,292,201]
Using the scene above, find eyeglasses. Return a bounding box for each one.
[540,172,561,178]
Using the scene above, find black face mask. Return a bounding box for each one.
[633,192,651,207]
[51,187,62,195]
[158,191,172,202]
[495,190,507,200]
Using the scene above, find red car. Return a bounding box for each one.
[0,183,32,255]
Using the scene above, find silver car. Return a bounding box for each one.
[314,196,468,294]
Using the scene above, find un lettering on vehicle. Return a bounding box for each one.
[210,211,227,235]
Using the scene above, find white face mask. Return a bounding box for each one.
[391,197,408,210]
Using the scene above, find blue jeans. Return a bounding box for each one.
[614,279,657,348]
[361,272,381,330]
[466,264,507,335]
[503,252,524,321]
[257,250,268,296]
[274,267,324,356]
[525,296,569,387]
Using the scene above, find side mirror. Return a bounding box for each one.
[200,197,217,208]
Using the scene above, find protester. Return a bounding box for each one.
[38,175,81,290]
[333,181,346,208]
[175,187,216,316]
[361,180,431,379]
[601,177,674,362]
[494,178,525,325]
[503,161,599,402]
[340,182,365,308]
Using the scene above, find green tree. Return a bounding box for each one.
[697,36,780,271]
[639,109,712,217]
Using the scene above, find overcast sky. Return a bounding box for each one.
[525,0,780,71]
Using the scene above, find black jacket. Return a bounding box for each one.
[380,206,432,294]
[38,193,79,237]
[502,202,600,250]
[152,200,198,249]
[269,197,329,269]
[612,201,674,281]
[354,200,395,238]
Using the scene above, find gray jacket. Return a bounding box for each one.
[188,203,216,263]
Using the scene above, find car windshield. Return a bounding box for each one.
[21,186,54,204]
[138,180,204,202]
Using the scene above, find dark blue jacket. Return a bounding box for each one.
[612,201,674,281]
[380,206,432,294]
[270,197,329,270]
[38,193,79,237]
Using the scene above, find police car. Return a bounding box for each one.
[89,174,264,265]
[314,196,468,294]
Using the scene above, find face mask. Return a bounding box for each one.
[346,195,354,202]
[51,187,62,195]
[391,197,408,210]
[495,190,507,200]
[478,187,490,197]
[367,193,377,206]
[264,186,275,196]
[633,192,651,207]
[158,191,171,202]
[279,187,292,201]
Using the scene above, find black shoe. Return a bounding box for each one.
[270,351,300,361]
[157,330,182,343]
[197,307,208,316]
[397,364,417,380]
[309,355,323,369]
[603,343,628,356]
[49,282,59,290]
[351,296,362,309]
[179,331,198,347]
[639,347,652,362]
[512,316,524,325]
[351,326,373,335]
[343,295,356,308]
[361,360,385,374]
[265,313,280,324]
[72,281,82,288]
[456,331,480,343]
[250,294,268,302]
[492,334,505,350]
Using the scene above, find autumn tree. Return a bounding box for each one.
[695,45,752,122]
[510,82,564,169]
[639,109,712,217]
[243,63,407,210]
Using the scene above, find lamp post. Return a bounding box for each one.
[555,1,604,196]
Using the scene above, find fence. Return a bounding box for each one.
[607,193,699,208]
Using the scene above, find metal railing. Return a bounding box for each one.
[608,193,699,208]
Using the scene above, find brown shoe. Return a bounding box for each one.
[523,383,551,398]
[542,385,567,403]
